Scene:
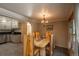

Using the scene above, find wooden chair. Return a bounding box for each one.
[33,32,40,56]
[45,32,54,56]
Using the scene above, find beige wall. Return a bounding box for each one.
[52,21,69,48]
[30,22,39,32]
[38,21,69,48]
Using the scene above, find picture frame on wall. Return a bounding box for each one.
[46,24,53,31]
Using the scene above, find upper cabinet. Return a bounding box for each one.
[0,16,19,31]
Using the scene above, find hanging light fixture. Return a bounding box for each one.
[41,14,48,24]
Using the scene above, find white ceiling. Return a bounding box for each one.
[0,3,74,22]
[0,8,26,20]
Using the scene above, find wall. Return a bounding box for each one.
[52,21,69,48]
[74,4,79,55]
[38,21,69,48]
[30,22,39,32]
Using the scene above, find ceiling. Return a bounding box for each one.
[0,3,74,22]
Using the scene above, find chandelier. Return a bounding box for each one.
[41,14,48,23]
